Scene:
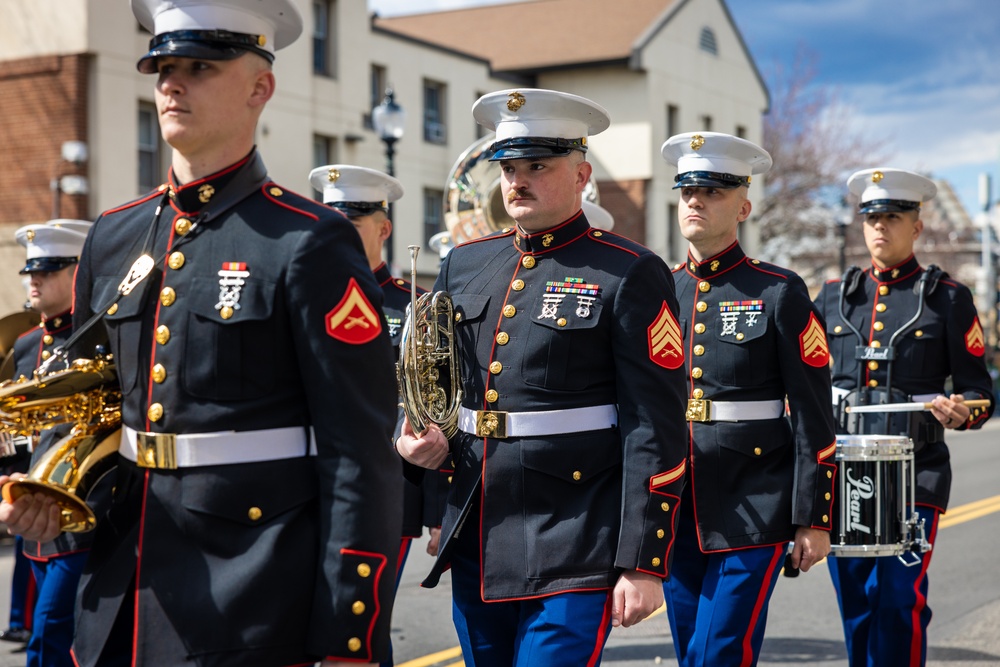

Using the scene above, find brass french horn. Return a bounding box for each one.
[397,246,462,439]
[0,356,121,532]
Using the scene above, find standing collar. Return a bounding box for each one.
[42,309,72,332]
[167,151,254,214]
[869,255,921,283]
[373,262,393,286]
[512,209,590,254]
[685,241,746,280]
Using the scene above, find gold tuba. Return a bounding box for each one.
[397,246,462,439]
[443,135,604,247]
[0,356,121,532]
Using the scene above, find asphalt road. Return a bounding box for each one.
[0,419,995,666]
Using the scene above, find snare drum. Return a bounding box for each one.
[831,434,916,557]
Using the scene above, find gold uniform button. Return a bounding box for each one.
[151,364,167,383]
[174,218,192,236]
[160,287,176,307]
[825,492,831,501]
[572,471,582,481]
[691,367,703,379]
[41,350,51,360]
[879,285,889,296]
[873,322,884,331]
[868,379,879,388]
[834,325,842,333]
[868,361,879,371]
[489,361,503,375]
[42,334,54,345]
[503,305,516,318]
[692,388,704,399]
[269,187,283,197]
[248,507,262,521]
[512,279,525,291]
[496,332,509,345]
[147,403,163,422]
[347,637,362,653]
[592,231,603,237]
[168,252,185,270]
[876,303,887,313]
[870,340,881,348]
[696,301,708,313]
[656,529,665,539]
[485,389,499,403]
[661,502,670,512]
[735,332,745,341]
[651,557,662,567]
[220,306,234,320]
[357,563,371,578]
[827,470,833,479]
[107,303,119,315]
[521,256,536,269]
[693,345,705,356]
[915,330,923,337]
[694,323,706,334]
[351,601,366,616]
[155,325,170,345]
[822,515,829,524]
[698,281,711,293]
[557,318,567,327]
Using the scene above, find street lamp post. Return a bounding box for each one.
[371,88,405,268]
[51,140,89,219]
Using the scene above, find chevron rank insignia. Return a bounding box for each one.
[799,312,830,367]
[326,277,382,344]
[648,302,684,369]
[966,318,985,356]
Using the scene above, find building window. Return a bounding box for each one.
[138,102,164,193]
[311,135,339,201]
[423,80,447,144]
[312,0,337,76]
[735,125,747,139]
[667,104,679,139]
[365,64,388,130]
[424,188,444,244]
[700,115,713,131]
[699,27,718,55]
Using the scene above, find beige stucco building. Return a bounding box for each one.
[0,0,768,317]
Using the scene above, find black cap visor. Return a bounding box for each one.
[137,30,274,73]
[488,137,587,162]
[20,257,78,275]
[673,171,750,190]
[329,202,387,218]
[858,199,921,214]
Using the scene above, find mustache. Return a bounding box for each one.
[507,190,532,203]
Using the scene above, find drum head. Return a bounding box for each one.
[835,434,912,460]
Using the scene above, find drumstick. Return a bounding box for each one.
[845,399,991,414]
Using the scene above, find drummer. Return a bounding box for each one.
[813,168,995,667]
[4,219,108,667]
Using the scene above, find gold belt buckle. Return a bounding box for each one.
[685,399,712,423]
[474,410,508,438]
[135,432,178,469]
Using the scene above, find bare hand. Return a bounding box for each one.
[929,394,971,430]
[789,526,830,572]
[426,526,442,557]
[395,417,449,469]
[611,570,663,628]
[0,475,62,543]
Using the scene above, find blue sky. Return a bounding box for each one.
[368,0,1000,218]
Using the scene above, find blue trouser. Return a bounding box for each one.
[9,536,33,630]
[450,532,613,667]
[828,509,939,667]
[663,498,785,667]
[380,536,413,667]
[28,551,89,667]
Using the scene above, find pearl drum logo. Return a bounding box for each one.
[845,467,875,534]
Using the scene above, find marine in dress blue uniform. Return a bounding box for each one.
[814,168,995,667]
[0,2,402,665]
[310,165,451,667]
[9,220,112,667]
[397,89,689,667]
[661,132,837,667]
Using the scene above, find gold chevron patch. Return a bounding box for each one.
[799,312,830,368]
[648,302,684,369]
[326,278,382,344]
[650,461,686,489]
[966,318,985,356]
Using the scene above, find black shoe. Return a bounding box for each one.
[0,627,30,643]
